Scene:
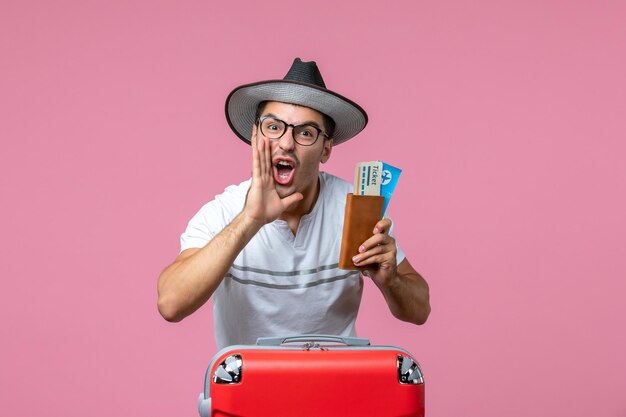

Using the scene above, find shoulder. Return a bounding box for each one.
[320,172,352,198]
[215,178,251,207]
[191,179,250,224]
[319,172,352,210]
[180,178,251,251]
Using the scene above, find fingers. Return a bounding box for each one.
[373,218,392,234]
[253,136,273,185]
[252,136,260,180]
[258,136,267,181]
[352,220,396,267]
[361,219,393,251]
[352,240,396,267]
[281,192,304,210]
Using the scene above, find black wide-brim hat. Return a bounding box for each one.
[225,58,368,146]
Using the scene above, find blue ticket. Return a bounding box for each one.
[378,161,402,216]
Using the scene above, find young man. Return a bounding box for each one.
[158,58,430,349]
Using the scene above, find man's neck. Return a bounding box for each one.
[278,176,321,235]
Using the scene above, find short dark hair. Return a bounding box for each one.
[255,101,336,140]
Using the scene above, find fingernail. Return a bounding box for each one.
[352,256,360,263]
[358,245,365,253]
[373,227,380,233]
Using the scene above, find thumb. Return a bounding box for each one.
[281,192,304,210]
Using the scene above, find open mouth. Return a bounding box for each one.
[273,159,295,185]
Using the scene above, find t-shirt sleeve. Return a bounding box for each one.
[386,214,406,265]
[179,184,246,253]
[179,201,222,252]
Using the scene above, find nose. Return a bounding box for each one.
[277,126,296,152]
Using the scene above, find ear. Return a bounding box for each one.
[320,138,333,163]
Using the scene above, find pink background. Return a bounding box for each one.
[2,1,625,416]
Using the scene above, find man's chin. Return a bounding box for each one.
[275,183,296,198]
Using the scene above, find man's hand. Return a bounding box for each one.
[244,135,303,225]
[351,218,431,325]
[351,218,398,286]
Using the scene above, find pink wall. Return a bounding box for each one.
[2,1,625,416]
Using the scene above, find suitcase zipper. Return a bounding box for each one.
[302,342,328,351]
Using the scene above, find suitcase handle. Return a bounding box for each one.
[256,334,371,346]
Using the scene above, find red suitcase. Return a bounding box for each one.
[198,335,425,417]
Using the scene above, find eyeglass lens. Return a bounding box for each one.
[259,117,320,146]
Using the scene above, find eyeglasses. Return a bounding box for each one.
[257,116,328,146]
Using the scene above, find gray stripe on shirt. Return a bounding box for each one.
[226,270,360,290]
[231,263,340,276]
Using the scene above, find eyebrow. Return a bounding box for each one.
[262,113,323,129]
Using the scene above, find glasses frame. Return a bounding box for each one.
[257,116,328,147]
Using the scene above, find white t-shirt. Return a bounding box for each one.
[180,172,405,349]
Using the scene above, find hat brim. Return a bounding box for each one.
[225,80,368,146]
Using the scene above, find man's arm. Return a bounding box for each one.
[157,135,302,322]
[368,258,430,325]
[352,219,431,325]
[157,212,263,322]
